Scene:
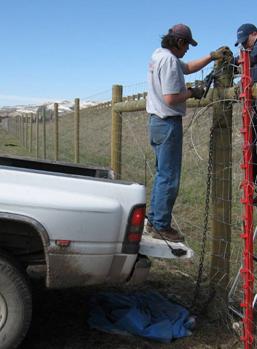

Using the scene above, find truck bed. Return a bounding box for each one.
[0,155,113,179]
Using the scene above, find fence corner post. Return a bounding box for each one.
[210,56,233,295]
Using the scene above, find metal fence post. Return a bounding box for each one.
[239,49,254,349]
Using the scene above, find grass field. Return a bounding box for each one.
[2,103,246,282]
[1,102,249,347]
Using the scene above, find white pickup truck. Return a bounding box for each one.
[0,156,192,349]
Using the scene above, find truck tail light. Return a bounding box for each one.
[55,240,71,247]
[122,205,146,254]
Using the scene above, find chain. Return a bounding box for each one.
[191,125,215,311]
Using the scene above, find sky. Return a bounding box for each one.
[0,0,256,106]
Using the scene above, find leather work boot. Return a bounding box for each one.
[152,227,185,243]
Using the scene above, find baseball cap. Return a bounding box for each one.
[235,23,257,46]
[169,24,198,46]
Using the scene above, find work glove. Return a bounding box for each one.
[189,87,205,99]
[210,46,232,61]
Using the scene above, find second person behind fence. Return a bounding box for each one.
[146,23,229,242]
[234,23,257,197]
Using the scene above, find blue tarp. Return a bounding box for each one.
[87,290,195,343]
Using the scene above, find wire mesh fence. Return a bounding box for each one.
[1,66,257,347]
[2,95,246,294]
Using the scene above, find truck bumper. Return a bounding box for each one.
[128,255,151,284]
[46,252,149,289]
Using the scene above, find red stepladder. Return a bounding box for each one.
[239,48,254,349]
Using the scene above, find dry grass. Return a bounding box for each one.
[18,262,242,349]
[0,103,249,348]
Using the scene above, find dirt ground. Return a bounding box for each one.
[19,261,243,349]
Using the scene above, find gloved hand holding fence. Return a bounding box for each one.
[210,46,232,62]
[189,87,205,100]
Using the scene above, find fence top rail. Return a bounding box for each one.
[84,82,257,113]
[14,82,257,117]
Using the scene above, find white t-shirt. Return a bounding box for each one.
[146,48,189,118]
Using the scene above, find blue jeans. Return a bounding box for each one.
[148,114,182,230]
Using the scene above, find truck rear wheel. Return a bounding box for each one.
[0,253,32,349]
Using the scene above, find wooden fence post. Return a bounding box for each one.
[22,114,25,146]
[42,106,46,159]
[111,85,123,179]
[210,56,233,293]
[36,110,39,158]
[17,116,19,140]
[54,103,59,161]
[25,114,28,149]
[29,113,33,152]
[15,115,19,138]
[19,115,22,143]
[74,98,80,163]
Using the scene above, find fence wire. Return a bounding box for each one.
[2,77,257,347]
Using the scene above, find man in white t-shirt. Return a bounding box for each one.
[146,24,228,242]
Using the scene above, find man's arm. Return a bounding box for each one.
[184,47,232,74]
[184,55,213,74]
[163,90,192,106]
[163,86,205,105]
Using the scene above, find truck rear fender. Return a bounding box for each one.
[0,212,49,271]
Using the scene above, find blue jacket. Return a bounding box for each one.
[250,39,257,82]
[234,40,257,82]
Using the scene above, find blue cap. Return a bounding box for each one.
[235,23,257,46]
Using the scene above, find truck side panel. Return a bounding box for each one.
[0,167,146,288]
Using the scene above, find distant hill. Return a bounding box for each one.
[0,100,100,118]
